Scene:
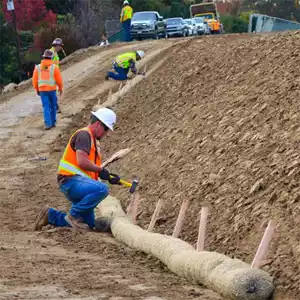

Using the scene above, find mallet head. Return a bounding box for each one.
[129,179,139,193]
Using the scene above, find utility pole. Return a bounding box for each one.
[7,0,21,82]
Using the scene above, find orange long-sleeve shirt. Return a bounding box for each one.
[32,59,63,92]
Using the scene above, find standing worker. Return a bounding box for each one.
[34,108,121,231]
[51,38,65,113]
[105,50,145,81]
[32,49,63,130]
[120,0,133,42]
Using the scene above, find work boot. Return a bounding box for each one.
[57,105,61,113]
[44,126,52,130]
[65,214,89,231]
[34,205,49,231]
[105,74,109,81]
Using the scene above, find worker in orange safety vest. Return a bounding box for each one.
[32,49,63,130]
[34,108,121,231]
[120,0,133,42]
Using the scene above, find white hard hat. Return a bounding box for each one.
[136,50,145,59]
[91,108,116,131]
[123,0,129,5]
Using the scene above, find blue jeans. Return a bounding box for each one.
[40,91,57,128]
[122,19,131,42]
[48,175,109,228]
[108,65,129,81]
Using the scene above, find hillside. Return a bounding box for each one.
[104,32,300,297]
[1,32,300,299]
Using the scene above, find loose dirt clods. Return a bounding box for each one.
[1,31,300,299]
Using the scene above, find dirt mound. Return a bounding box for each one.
[99,32,300,297]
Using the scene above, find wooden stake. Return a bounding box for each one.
[107,88,112,101]
[251,220,276,268]
[196,206,209,251]
[172,199,189,238]
[127,192,140,224]
[148,199,163,232]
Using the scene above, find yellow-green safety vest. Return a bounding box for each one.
[115,52,136,69]
[121,6,133,22]
[50,47,60,66]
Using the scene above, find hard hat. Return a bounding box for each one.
[91,108,116,131]
[136,50,145,59]
[52,38,64,46]
[42,49,54,59]
[123,0,129,5]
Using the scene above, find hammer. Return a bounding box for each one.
[110,175,139,193]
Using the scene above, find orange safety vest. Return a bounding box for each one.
[36,64,57,90]
[58,127,102,180]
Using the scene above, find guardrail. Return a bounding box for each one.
[249,13,300,33]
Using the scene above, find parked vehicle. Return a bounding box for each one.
[194,17,210,35]
[131,11,166,40]
[190,2,221,34]
[165,18,189,38]
[184,18,197,36]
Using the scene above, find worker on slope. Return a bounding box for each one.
[32,49,63,130]
[34,108,121,231]
[120,0,133,42]
[105,50,145,81]
[51,38,64,113]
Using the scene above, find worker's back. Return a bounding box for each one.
[121,5,133,22]
[115,52,136,68]
[32,59,62,92]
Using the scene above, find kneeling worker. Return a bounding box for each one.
[105,50,145,81]
[34,108,120,231]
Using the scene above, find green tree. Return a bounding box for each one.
[0,2,18,85]
[220,14,248,33]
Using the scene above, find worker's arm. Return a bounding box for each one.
[129,60,145,76]
[32,67,38,91]
[76,150,103,173]
[120,8,124,22]
[54,66,63,93]
[129,60,137,74]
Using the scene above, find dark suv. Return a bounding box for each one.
[131,11,166,40]
[165,18,189,38]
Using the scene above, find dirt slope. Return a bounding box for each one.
[0,38,223,300]
[1,31,300,299]
[101,32,300,298]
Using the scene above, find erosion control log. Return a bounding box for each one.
[95,196,274,300]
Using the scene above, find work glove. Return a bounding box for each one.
[108,173,121,185]
[99,168,110,181]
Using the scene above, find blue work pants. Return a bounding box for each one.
[122,19,131,42]
[108,65,129,81]
[40,90,57,128]
[48,175,109,228]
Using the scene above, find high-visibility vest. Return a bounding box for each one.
[58,127,102,180]
[121,5,133,22]
[37,64,57,90]
[115,52,136,69]
[50,47,60,66]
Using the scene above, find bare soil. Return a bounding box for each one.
[1,32,300,299]
[0,37,222,300]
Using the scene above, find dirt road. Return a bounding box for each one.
[0,39,223,300]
